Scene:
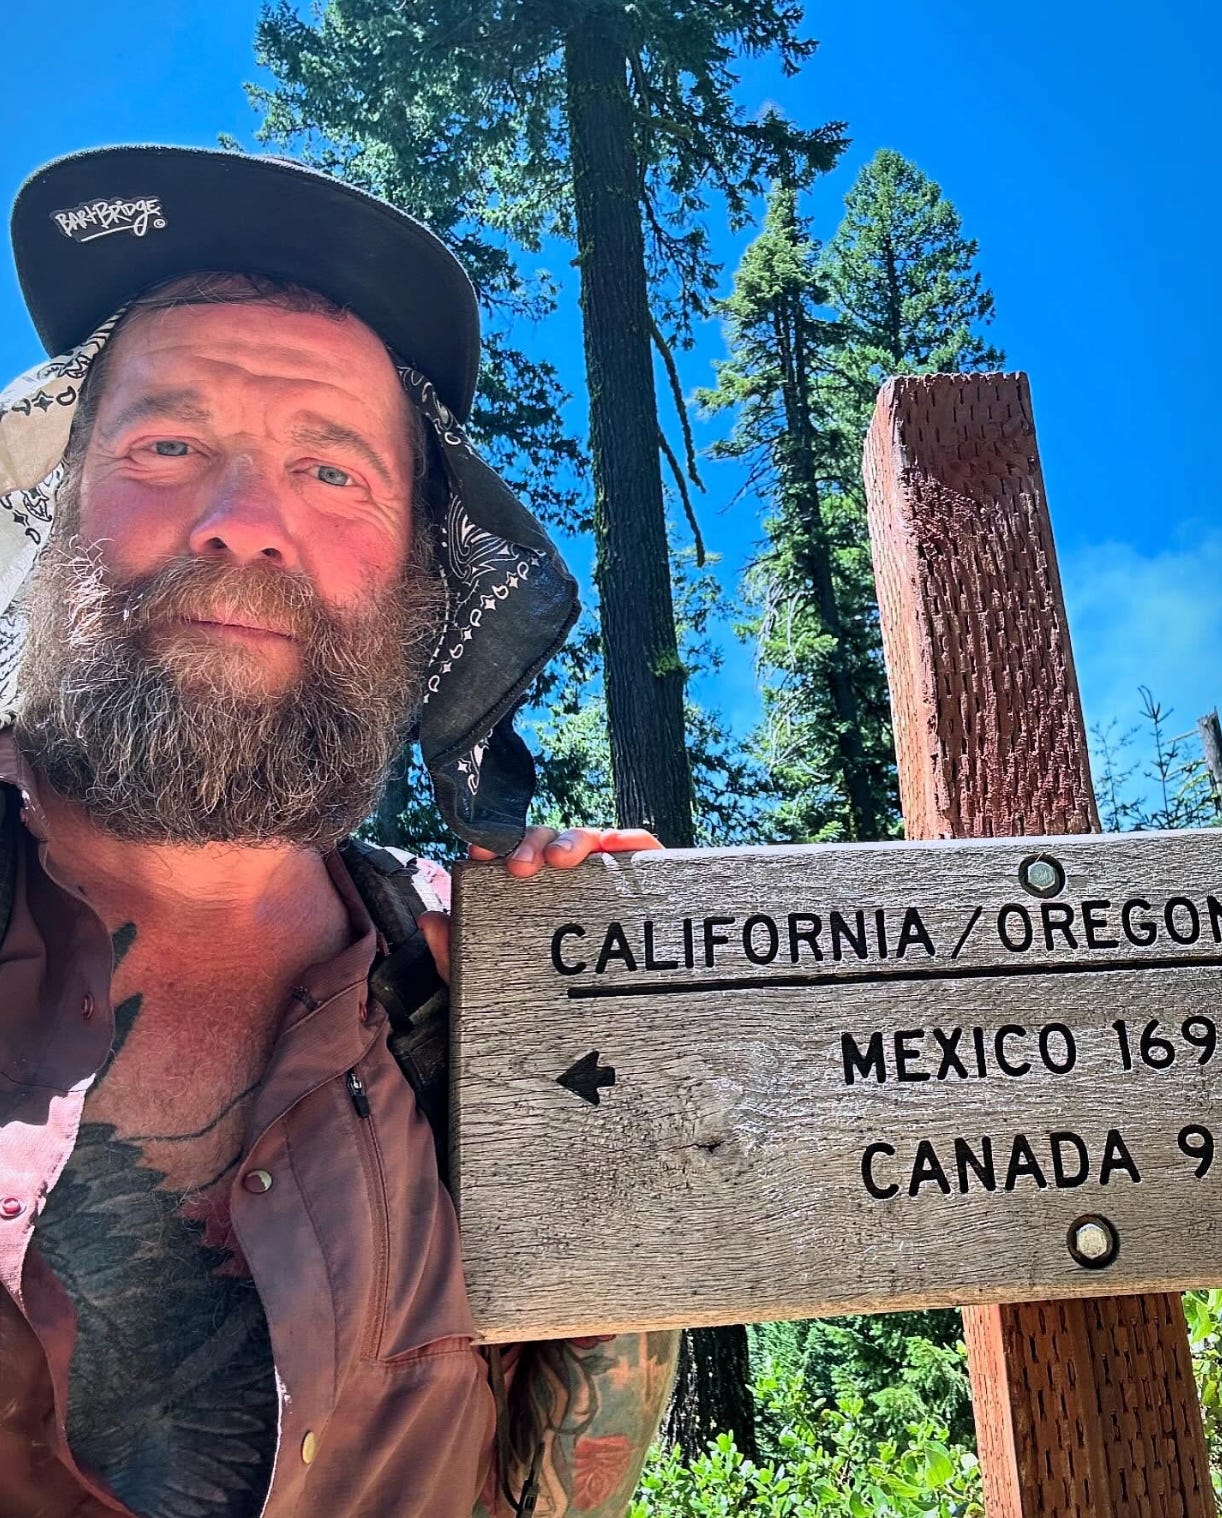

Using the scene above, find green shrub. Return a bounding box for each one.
[632,1370,982,1517]
[748,1313,973,1451]
[1184,1289,1222,1496]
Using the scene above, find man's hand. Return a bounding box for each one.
[419,826,662,982]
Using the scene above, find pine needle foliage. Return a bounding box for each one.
[705,150,1004,843]
[701,186,891,842]
[818,148,1005,483]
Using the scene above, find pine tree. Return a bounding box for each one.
[701,186,890,841]
[707,151,1004,844]
[251,0,845,1458]
[703,148,1005,1475]
[252,0,842,851]
[818,148,1004,488]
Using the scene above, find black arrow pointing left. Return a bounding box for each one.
[556,1050,616,1106]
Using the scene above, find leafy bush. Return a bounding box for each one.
[1184,1290,1222,1496]
[749,1314,974,1450]
[633,1367,982,1517]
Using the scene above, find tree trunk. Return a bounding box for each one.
[662,1325,759,1464]
[791,487,879,839]
[563,10,754,1463]
[563,11,693,850]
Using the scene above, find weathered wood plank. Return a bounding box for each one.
[452,830,1222,1343]
[864,371,1213,1518]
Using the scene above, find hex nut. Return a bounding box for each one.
[1019,853,1066,899]
[1067,1214,1119,1270]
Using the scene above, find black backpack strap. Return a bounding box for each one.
[0,786,16,950]
[338,836,451,1189]
[341,836,545,1516]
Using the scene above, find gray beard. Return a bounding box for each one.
[14,535,441,848]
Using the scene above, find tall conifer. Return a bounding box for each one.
[708,150,1004,842]
[819,148,1004,487]
[702,187,888,839]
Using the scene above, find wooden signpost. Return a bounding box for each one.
[865,374,1213,1518]
[451,373,1218,1515]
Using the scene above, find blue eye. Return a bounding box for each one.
[316,464,351,487]
[152,440,190,457]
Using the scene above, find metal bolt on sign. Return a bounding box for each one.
[1019,853,1066,898]
[1067,1215,1119,1270]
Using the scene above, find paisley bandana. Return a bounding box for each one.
[0,315,579,853]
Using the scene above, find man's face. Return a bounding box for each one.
[77,301,416,693]
[16,297,442,848]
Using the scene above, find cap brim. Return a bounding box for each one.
[11,144,480,422]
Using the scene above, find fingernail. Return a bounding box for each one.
[510,843,534,863]
[551,835,575,852]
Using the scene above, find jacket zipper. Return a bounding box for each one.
[346,1068,371,1118]
[345,1066,389,1358]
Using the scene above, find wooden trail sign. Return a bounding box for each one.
[452,831,1222,1342]
[450,371,1214,1515]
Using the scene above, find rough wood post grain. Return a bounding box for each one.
[863,372,1216,1518]
[1197,711,1222,811]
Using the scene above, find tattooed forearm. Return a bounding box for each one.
[476,1331,680,1518]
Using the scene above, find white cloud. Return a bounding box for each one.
[1060,525,1222,740]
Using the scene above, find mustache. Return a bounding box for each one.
[15,534,440,847]
[112,555,333,644]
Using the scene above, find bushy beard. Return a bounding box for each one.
[15,532,442,848]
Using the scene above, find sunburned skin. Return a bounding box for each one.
[35,922,281,1518]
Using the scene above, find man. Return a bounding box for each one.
[0,146,678,1518]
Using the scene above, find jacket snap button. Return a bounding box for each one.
[0,1197,24,1219]
[242,1169,274,1194]
[81,993,95,1020]
[301,1431,317,1464]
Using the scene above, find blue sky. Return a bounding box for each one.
[2,1,1219,801]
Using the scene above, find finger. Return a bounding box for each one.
[594,828,664,852]
[417,910,452,986]
[542,827,603,867]
[468,828,557,871]
[503,825,559,877]
[543,826,665,867]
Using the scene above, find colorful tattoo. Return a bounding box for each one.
[477,1330,680,1517]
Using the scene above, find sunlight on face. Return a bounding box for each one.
[76,300,418,697]
[15,299,443,846]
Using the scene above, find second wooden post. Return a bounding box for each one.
[863,372,1215,1517]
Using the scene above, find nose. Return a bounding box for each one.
[187,457,301,570]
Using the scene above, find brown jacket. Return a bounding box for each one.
[0,732,495,1517]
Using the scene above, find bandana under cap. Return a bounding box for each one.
[0,315,579,854]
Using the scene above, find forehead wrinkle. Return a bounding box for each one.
[90,310,414,491]
[97,387,213,443]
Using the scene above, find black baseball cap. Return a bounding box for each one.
[11,144,481,422]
